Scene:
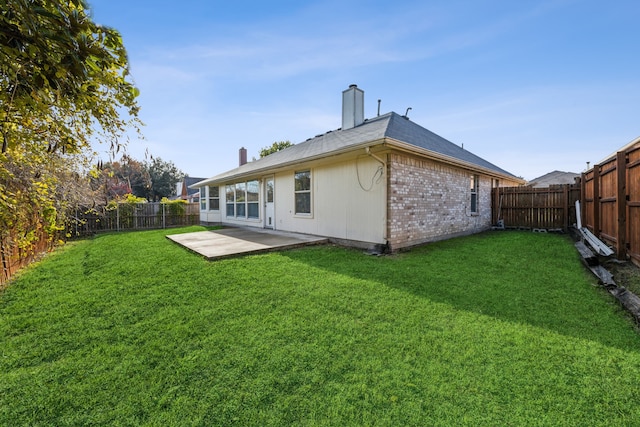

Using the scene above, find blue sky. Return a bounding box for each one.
[89,0,639,181]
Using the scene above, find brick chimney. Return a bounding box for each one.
[239,147,247,166]
[342,84,364,130]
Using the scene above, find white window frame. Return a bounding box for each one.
[199,187,206,210]
[208,186,219,211]
[246,180,259,219]
[294,170,312,216]
[224,181,260,220]
[225,184,235,217]
[235,182,246,218]
[470,174,479,214]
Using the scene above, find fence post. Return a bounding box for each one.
[580,172,586,229]
[116,203,120,232]
[617,151,627,260]
[162,203,166,229]
[563,184,569,231]
[592,164,600,236]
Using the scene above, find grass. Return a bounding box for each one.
[1,227,640,426]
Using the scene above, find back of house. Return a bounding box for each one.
[193,85,524,251]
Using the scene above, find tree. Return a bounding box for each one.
[145,157,183,201]
[259,140,293,158]
[89,155,151,204]
[0,0,141,260]
[115,155,151,198]
[0,0,141,156]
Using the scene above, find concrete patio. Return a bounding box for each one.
[166,227,328,260]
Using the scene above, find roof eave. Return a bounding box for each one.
[191,131,525,188]
[384,138,525,184]
[191,138,387,187]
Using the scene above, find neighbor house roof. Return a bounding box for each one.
[527,170,579,188]
[193,112,522,187]
[183,177,206,195]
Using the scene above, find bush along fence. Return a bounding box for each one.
[491,184,581,232]
[581,141,640,265]
[1,200,200,287]
[67,200,200,237]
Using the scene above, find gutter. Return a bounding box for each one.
[191,135,524,188]
[191,139,387,188]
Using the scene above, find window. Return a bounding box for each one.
[224,180,260,219]
[208,186,219,211]
[235,182,246,217]
[470,175,479,214]
[226,184,235,217]
[266,179,274,203]
[294,170,311,215]
[247,180,259,218]
[200,187,206,210]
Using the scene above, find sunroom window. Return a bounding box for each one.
[226,184,235,217]
[200,187,206,210]
[235,183,246,217]
[208,186,219,211]
[247,180,259,218]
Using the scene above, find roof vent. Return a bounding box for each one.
[342,84,364,130]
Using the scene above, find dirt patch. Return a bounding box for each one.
[604,260,640,296]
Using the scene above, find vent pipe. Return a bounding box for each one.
[239,147,247,166]
[342,84,364,130]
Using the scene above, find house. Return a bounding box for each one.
[175,176,206,203]
[192,85,524,252]
[527,170,579,188]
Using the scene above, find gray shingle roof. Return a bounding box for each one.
[527,170,579,188]
[194,112,519,187]
[383,112,516,177]
[184,177,206,195]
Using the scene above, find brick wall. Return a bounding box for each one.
[387,153,493,250]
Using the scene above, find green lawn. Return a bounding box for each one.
[1,227,640,426]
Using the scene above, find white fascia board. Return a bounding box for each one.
[191,139,386,187]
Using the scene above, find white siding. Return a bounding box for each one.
[200,210,222,223]
[274,157,386,244]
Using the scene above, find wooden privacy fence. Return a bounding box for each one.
[1,202,200,287]
[1,226,55,288]
[582,142,640,264]
[492,184,581,231]
[68,202,200,236]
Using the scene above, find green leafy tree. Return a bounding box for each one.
[0,0,141,156]
[259,140,293,158]
[145,157,183,201]
[0,0,141,262]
